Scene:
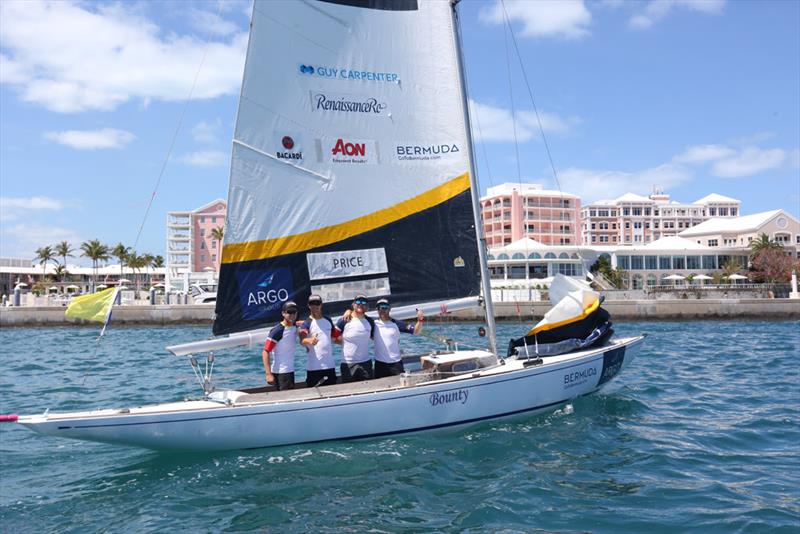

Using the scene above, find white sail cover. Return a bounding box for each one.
[215,0,480,335]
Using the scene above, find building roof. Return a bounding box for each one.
[482,183,579,200]
[678,209,786,236]
[498,237,549,251]
[614,192,651,203]
[693,193,740,204]
[193,198,227,214]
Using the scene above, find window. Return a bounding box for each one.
[600,235,609,243]
[623,208,630,216]
[497,253,509,260]
[659,256,671,270]
[708,239,718,247]
[731,208,737,216]
[211,254,217,262]
[634,235,642,242]
[590,210,597,217]
[612,223,617,230]
[555,263,579,276]
[631,256,644,270]
[599,210,609,217]
[212,216,217,224]
[645,208,651,216]
[709,208,717,216]
[200,229,205,236]
[200,216,205,223]
[687,256,701,270]
[672,256,685,270]
[529,252,541,259]
[201,255,206,262]
[212,241,217,249]
[591,223,596,230]
[508,266,526,279]
[625,222,630,229]
[633,207,642,216]
[545,252,556,259]
[719,207,728,216]
[645,256,658,269]
[647,274,658,287]
[634,222,642,229]
[617,256,630,269]
[512,253,525,260]
[200,242,205,249]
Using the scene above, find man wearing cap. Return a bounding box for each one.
[336,294,375,382]
[373,298,424,378]
[262,301,301,390]
[298,294,341,387]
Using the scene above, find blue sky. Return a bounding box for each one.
[1,0,798,263]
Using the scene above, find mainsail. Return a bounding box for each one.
[215,0,481,335]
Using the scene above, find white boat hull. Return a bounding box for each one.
[18,336,644,451]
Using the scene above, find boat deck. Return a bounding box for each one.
[235,374,409,405]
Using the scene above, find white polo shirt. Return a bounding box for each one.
[264,323,297,374]
[374,318,415,363]
[299,316,340,371]
[339,316,373,364]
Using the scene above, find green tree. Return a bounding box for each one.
[111,243,130,281]
[151,255,165,268]
[54,264,69,283]
[55,241,74,273]
[80,239,110,289]
[126,250,150,297]
[749,233,784,259]
[34,245,56,282]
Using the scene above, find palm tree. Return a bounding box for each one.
[211,226,224,265]
[111,243,130,281]
[151,255,165,269]
[54,264,69,283]
[55,241,74,273]
[34,245,56,282]
[142,253,155,288]
[126,250,149,298]
[80,239,110,290]
[749,233,783,259]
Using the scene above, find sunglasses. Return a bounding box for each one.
[354,299,368,305]
[309,301,322,306]
[377,305,390,310]
[283,309,298,315]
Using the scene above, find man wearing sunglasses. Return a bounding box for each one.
[298,294,341,387]
[373,298,424,378]
[262,301,302,390]
[336,294,376,382]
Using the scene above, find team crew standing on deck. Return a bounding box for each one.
[373,298,424,378]
[262,301,301,390]
[298,294,341,387]
[336,294,375,382]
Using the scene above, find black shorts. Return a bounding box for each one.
[273,372,295,391]
[306,368,337,387]
[374,360,404,378]
[340,361,373,383]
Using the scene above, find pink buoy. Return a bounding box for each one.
[0,414,19,422]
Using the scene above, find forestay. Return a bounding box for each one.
[215,0,481,335]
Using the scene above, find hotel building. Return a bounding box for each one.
[166,199,227,291]
[480,183,581,247]
[581,190,741,246]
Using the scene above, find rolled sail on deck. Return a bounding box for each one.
[214,0,480,335]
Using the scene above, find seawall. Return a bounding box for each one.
[1,299,798,327]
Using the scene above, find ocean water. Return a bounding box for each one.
[1,320,798,533]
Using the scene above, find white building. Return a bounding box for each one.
[678,209,800,257]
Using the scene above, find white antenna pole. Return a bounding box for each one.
[450,0,498,356]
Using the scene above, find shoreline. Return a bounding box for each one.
[1,299,798,327]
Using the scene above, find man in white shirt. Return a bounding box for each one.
[336,294,375,382]
[373,298,424,378]
[262,301,301,390]
[298,294,341,387]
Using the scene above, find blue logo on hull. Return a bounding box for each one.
[237,268,294,321]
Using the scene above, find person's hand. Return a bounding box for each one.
[266,372,275,385]
[310,334,319,345]
[416,309,424,321]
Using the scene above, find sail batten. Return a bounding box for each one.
[215,0,481,335]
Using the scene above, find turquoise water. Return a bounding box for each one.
[1,320,798,533]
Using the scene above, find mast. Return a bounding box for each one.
[450,0,498,356]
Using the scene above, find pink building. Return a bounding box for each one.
[480,183,581,247]
[166,199,226,290]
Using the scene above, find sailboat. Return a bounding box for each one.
[14,0,644,451]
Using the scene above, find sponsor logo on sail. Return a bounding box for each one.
[453,256,465,268]
[311,91,387,115]
[299,63,399,83]
[276,134,303,161]
[319,137,378,165]
[236,268,294,321]
[396,143,460,161]
[429,389,469,406]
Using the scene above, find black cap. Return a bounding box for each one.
[282,300,298,312]
[308,294,323,305]
[376,298,390,307]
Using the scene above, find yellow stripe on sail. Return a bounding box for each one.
[526,297,600,336]
[222,172,471,264]
[65,288,117,323]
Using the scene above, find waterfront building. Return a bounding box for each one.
[166,199,226,291]
[480,183,581,247]
[678,209,800,258]
[581,190,741,246]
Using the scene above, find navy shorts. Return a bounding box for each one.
[272,372,295,391]
[340,361,373,382]
[374,360,404,378]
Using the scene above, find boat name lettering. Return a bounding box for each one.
[396,144,459,161]
[299,64,399,83]
[313,93,387,114]
[247,288,289,306]
[564,367,597,389]
[429,389,469,407]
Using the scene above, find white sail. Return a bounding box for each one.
[215,0,481,335]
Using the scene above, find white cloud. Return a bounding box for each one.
[43,128,136,150]
[712,147,785,178]
[0,223,83,259]
[558,163,692,203]
[630,0,726,30]
[0,0,247,113]
[469,100,579,143]
[0,196,66,222]
[180,150,228,167]
[188,8,240,37]
[191,119,224,143]
[673,144,735,164]
[480,0,591,40]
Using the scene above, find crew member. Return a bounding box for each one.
[298,294,341,387]
[336,294,375,382]
[373,298,424,378]
[262,301,300,390]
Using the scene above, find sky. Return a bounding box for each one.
[1,0,798,263]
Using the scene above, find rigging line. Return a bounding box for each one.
[502,6,523,187]
[131,0,225,251]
